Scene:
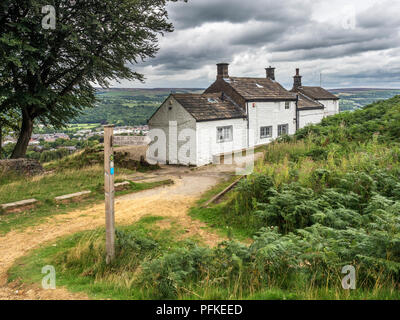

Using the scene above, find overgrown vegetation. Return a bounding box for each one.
[9,96,400,300]
[44,145,159,172]
[189,96,400,298]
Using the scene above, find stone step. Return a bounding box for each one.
[1,199,38,214]
[55,191,91,203]
[115,181,131,191]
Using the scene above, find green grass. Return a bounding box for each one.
[0,165,172,235]
[8,216,199,300]
[189,176,259,241]
[0,165,108,204]
[189,156,269,241]
[67,123,100,130]
[9,214,400,300]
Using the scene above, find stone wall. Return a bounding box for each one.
[0,159,44,176]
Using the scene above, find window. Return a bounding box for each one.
[278,124,289,136]
[285,101,290,109]
[260,126,272,139]
[217,126,233,143]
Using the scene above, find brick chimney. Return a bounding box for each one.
[217,63,229,79]
[293,68,302,89]
[265,66,275,80]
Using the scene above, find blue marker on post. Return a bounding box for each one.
[110,158,114,175]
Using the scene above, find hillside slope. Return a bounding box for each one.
[330,88,400,111]
[190,95,400,298]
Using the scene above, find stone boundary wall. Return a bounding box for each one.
[0,159,44,176]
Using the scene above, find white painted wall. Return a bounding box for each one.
[298,109,325,129]
[196,118,248,166]
[247,101,296,147]
[148,96,197,165]
[320,100,339,117]
[149,96,339,167]
[298,100,339,129]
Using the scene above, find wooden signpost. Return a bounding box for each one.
[103,126,151,264]
[113,135,150,146]
[104,125,115,264]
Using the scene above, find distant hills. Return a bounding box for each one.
[71,88,203,126]
[330,88,400,111]
[70,87,400,126]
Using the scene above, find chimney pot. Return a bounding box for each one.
[266,66,275,80]
[293,68,302,89]
[217,63,229,79]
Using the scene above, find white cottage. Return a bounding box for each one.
[147,63,339,166]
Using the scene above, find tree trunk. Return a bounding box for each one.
[0,125,2,159]
[11,110,34,159]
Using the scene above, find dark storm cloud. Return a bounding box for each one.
[229,22,286,46]
[167,0,311,29]
[143,0,313,72]
[140,36,236,72]
[357,2,400,29]
[271,28,400,62]
[125,0,400,88]
[268,2,400,60]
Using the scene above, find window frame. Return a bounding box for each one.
[285,101,290,110]
[260,126,273,139]
[278,124,289,136]
[216,125,233,143]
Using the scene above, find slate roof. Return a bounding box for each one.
[295,92,325,110]
[293,86,339,100]
[172,93,246,122]
[223,77,297,101]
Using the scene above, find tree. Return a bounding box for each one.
[0,0,183,158]
[0,109,19,158]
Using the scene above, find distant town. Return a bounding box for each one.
[3,125,150,147]
[2,124,150,162]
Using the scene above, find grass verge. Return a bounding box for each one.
[189,176,259,241]
[0,165,172,235]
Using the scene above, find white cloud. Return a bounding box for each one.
[111,0,400,89]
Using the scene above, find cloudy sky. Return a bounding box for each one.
[113,0,400,89]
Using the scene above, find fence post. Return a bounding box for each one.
[104,125,115,264]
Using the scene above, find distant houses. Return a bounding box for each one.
[19,125,151,147]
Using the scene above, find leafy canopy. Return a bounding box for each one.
[0,0,185,157]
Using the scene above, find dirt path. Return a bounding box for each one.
[0,165,235,300]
